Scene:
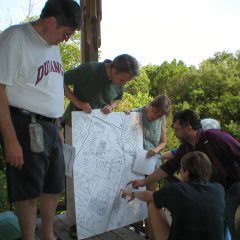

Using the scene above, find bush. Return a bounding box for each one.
[116,92,153,112]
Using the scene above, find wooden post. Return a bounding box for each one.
[80,0,102,63]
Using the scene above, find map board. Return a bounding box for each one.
[72,110,148,239]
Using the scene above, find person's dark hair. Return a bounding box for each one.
[181,151,212,182]
[173,109,201,130]
[112,54,139,77]
[40,0,82,30]
[150,95,171,115]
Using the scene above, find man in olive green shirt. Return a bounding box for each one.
[63,54,139,229]
[63,54,139,125]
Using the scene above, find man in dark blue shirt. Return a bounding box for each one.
[122,151,225,240]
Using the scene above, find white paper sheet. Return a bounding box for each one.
[132,149,159,175]
[72,110,148,239]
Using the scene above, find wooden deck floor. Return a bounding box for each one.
[36,214,145,240]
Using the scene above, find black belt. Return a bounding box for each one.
[9,106,56,123]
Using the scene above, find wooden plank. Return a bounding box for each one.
[54,214,144,240]
[85,227,144,240]
[113,227,145,240]
[86,231,120,240]
[78,227,144,240]
[36,214,145,240]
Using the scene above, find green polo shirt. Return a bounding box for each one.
[63,61,123,125]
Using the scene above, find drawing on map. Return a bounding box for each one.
[72,110,148,239]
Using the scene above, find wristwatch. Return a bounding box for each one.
[131,192,135,199]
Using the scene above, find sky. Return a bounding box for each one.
[0,0,240,67]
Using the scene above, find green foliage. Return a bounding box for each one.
[116,92,153,112]
[20,15,38,24]
[165,114,180,150]
[141,51,240,140]
[124,68,150,96]
[224,121,240,140]
[64,96,70,110]
[0,167,8,212]
[60,32,81,71]
[143,59,190,96]
[172,101,191,113]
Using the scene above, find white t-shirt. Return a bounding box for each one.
[0,23,64,118]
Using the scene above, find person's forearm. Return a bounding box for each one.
[161,151,175,161]
[144,168,168,186]
[64,85,85,109]
[0,84,23,168]
[156,120,167,152]
[0,84,18,143]
[153,142,166,153]
[133,190,154,204]
[110,99,121,109]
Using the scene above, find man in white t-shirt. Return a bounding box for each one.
[0,1,82,239]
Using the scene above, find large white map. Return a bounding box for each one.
[72,110,148,239]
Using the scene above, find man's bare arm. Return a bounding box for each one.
[101,99,121,114]
[128,168,169,189]
[121,189,154,204]
[64,85,92,113]
[145,168,169,186]
[0,84,23,168]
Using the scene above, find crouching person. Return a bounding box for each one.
[121,151,225,240]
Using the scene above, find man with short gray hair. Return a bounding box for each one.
[0,0,82,239]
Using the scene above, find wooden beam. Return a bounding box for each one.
[81,0,102,63]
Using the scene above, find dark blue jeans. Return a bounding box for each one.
[225,182,240,240]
